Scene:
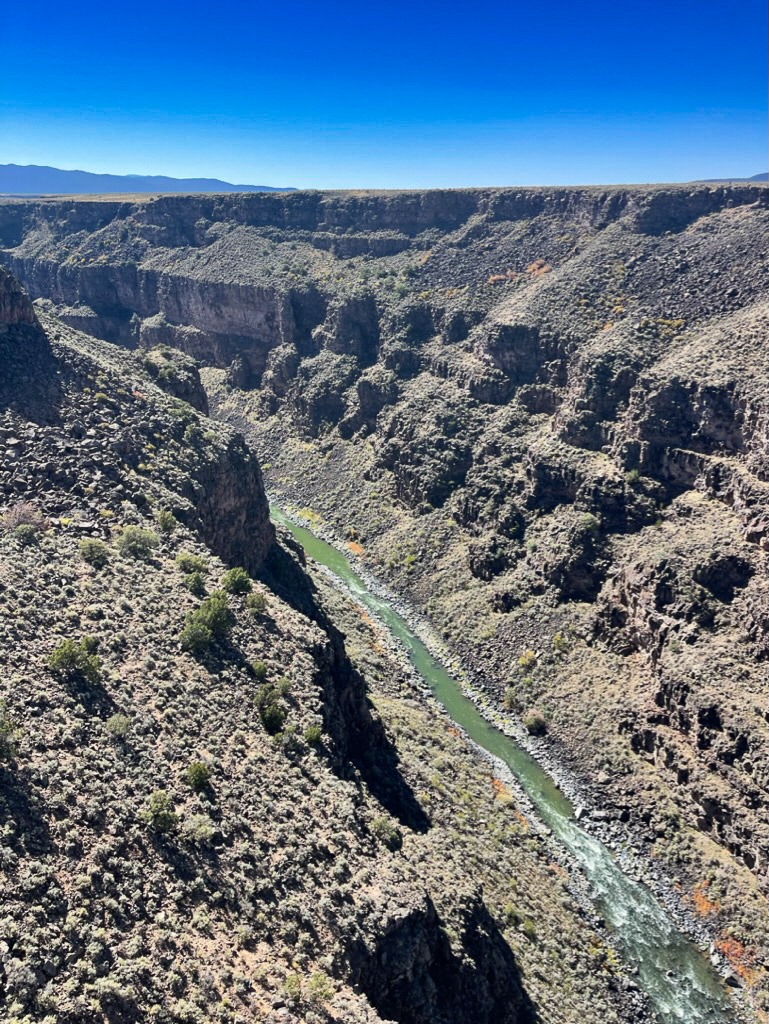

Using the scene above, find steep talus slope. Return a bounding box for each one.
[0,269,640,1024]
[2,185,769,1007]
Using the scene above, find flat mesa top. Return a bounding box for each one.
[0,181,767,204]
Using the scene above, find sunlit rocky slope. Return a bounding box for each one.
[0,266,642,1024]
[2,181,769,1013]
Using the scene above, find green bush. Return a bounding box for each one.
[261,702,287,736]
[179,620,213,657]
[306,971,334,1006]
[116,525,160,560]
[502,688,520,712]
[175,551,208,574]
[49,637,102,684]
[185,761,211,791]
[245,591,267,615]
[275,675,292,696]
[284,973,301,1002]
[142,790,177,833]
[194,591,234,638]
[304,724,323,746]
[255,684,287,735]
[552,632,569,655]
[221,567,252,594]
[251,660,268,682]
[14,523,39,547]
[579,512,601,533]
[517,649,537,671]
[184,422,203,444]
[522,709,547,736]
[371,814,402,851]
[180,591,234,656]
[155,509,178,534]
[80,537,110,568]
[105,713,131,739]
[0,701,19,761]
[502,903,521,928]
[181,813,215,845]
[184,571,206,597]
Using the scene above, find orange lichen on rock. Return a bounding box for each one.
[716,936,759,987]
[690,880,720,917]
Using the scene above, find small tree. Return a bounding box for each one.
[256,684,287,735]
[185,761,211,791]
[180,620,213,657]
[116,525,160,560]
[194,591,234,639]
[221,567,252,595]
[180,591,234,657]
[49,637,101,684]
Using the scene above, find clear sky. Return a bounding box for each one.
[1,0,766,188]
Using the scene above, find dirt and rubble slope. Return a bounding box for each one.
[2,183,769,1010]
[0,267,642,1024]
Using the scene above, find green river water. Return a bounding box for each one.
[271,505,737,1024]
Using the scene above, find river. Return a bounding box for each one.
[271,504,738,1024]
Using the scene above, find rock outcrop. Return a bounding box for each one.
[0,269,638,1024]
[3,184,769,1009]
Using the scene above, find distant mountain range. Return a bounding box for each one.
[0,164,295,195]
[697,172,768,182]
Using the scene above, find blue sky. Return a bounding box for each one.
[1,0,766,188]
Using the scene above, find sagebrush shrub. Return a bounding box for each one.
[116,525,160,560]
[175,551,208,574]
[371,814,402,851]
[105,713,131,739]
[245,591,267,615]
[155,509,177,534]
[304,724,322,746]
[80,537,111,568]
[142,790,177,833]
[13,523,39,547]
[251,660,268,682]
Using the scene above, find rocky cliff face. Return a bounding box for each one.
[3,185,769,1008]
[0,269,639,1024]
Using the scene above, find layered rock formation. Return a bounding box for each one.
[0,270,638,1024]
[3,184,769,1009]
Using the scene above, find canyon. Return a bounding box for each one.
[2,182,769,1020]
